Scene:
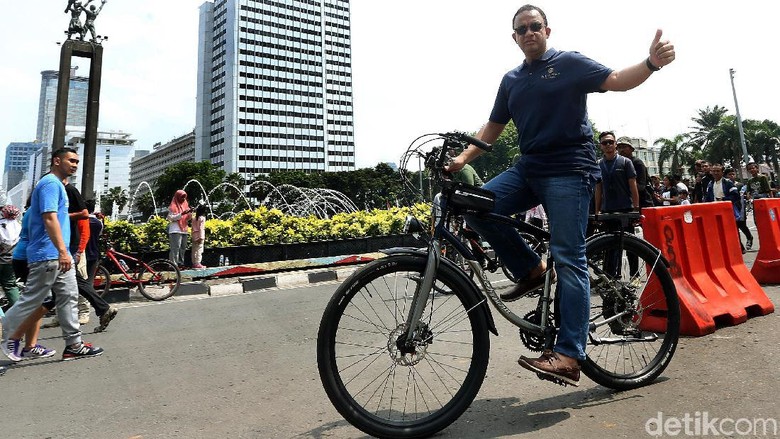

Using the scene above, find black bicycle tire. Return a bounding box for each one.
[137,258,181,301]
[94,264,111,298]
[317,255,491,439]
[580,234,680,390]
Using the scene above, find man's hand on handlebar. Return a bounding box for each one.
[444,154,467,174]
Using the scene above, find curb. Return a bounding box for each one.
[104,256,377,303]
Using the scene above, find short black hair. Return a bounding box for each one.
[599,131,615,140]
[51,147,78,165]
[513,4,548,26]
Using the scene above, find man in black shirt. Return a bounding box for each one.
[616,137,654,208]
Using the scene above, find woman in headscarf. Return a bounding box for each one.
[167,190,191,267]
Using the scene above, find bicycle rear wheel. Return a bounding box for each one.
[137,259,181,301]
[317,254,491,439]
[93,264,111,298]
[582,234,680,390]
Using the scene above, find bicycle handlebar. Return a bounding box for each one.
[440,132,493,152]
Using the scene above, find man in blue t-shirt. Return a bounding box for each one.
[1,148,103,362]
[448,4,675,386]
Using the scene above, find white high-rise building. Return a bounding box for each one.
[195,0,355,179]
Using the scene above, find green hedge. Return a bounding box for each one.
[103,204,431,252]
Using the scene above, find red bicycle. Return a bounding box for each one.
[93,241,181,301]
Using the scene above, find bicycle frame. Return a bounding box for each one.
[403,192,555,345]
[102,247,153,285]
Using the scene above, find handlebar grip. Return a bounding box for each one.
[444,132,493,152]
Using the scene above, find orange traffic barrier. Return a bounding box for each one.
[641,202,774,336]
[750,198,780,283]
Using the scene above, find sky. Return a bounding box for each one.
[1,0,779,182]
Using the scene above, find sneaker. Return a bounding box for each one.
[517,349,580,387]
[746,238,753,251]
[21,344,56,360]
[78,313,90,325]
[95,307,118,333]
[0,365,6,376]
[500,269,556,302]
[2,338,23,362]
[62,342,104,361]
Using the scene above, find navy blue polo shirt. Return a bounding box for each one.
[489,48,612,177]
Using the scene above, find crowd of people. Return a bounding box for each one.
[0,148,116,376]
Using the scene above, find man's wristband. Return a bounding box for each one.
[645,57,661,72]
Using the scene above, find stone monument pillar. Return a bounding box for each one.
[52,40,102,201]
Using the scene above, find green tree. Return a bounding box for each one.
[100,186,128,216]
[745,119,780,174]
[705,115,745,172]
[655,134,694,177]
[154,161,226,207]
[469,121,519,181]
[689,105,729,151]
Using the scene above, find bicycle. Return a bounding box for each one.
[92,240,182,301]
[316,132,681,439]
[444,213,545,283]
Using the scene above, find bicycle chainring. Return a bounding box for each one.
[519,309,550,352]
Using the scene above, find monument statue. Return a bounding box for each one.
[64,0,107,42]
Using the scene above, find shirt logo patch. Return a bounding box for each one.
[541,67,560,80]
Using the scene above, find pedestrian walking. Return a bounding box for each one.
[0,205,23,313]
[1,148,103,362]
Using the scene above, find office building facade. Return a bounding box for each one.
[129,131,196,192]
[3,141,45,191]
[36,69,89,146]
[196,0,355,179]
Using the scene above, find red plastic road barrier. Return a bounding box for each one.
[642,202,774,336]
[750,198,780,283]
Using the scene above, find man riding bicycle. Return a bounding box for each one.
[447,4,675,386]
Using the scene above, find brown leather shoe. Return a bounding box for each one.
[500,269,555,302]
[517,350,580,387]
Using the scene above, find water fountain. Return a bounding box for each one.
[126,181,159,222]
[124,179,358,223]
[207,182,253,216]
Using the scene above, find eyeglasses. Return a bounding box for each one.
[514,22,544,35]
[600,140,615,146]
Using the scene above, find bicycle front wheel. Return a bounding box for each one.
[317,254,491,439]
[137,259,181,301]
[93,264,111,298]
[582,234,680,390]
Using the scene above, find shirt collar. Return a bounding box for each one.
[521,48,557,70]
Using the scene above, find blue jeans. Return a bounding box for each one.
[465,166,593,360]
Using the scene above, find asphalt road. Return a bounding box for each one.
[1,247,778,438]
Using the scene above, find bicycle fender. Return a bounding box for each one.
[380,247,427,256]
[379,249,498,336]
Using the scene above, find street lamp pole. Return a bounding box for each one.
[729,68,750,170]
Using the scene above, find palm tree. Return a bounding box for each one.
[706,115,746,173]
[689,105,729,151]
[655,134,694,177]
[745,119,780,175]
